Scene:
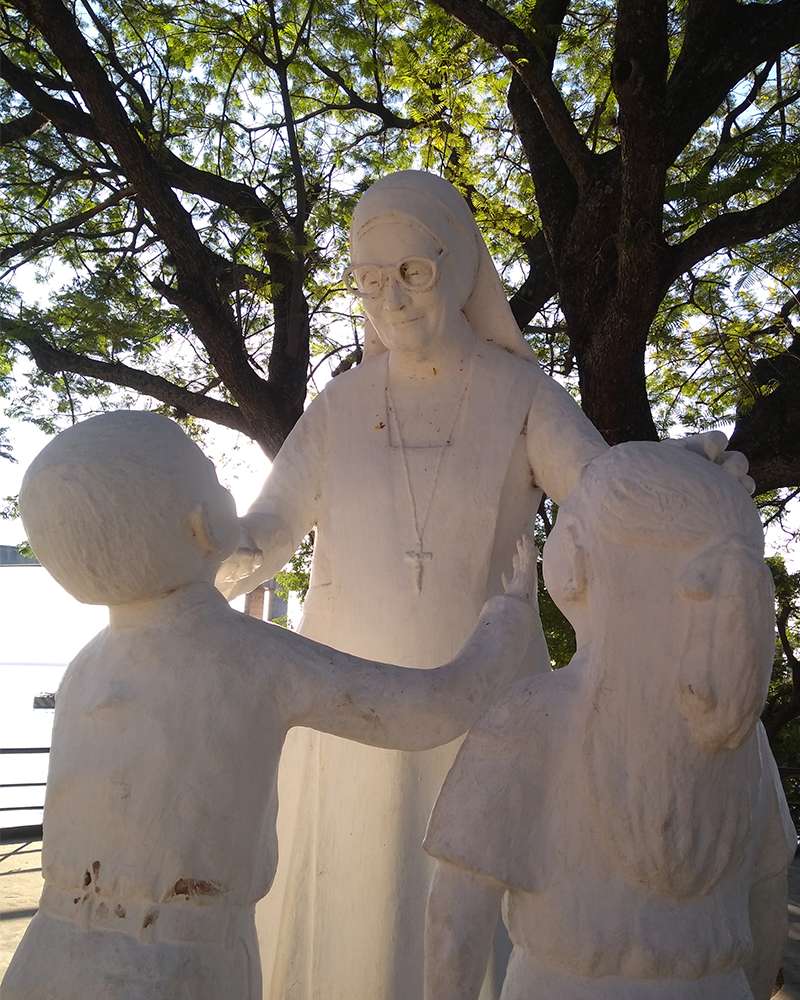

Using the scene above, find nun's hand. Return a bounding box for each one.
[662,431,755,495]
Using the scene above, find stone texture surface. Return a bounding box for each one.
[2,839,798,992]
[226,169,611,1000]
[2,411,538,1000]
[425,443,796,1000]
[216,171,761,1000]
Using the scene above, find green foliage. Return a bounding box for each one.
[1,495,34,556]
[539,584,577,670]
[2,0,799,462]
[275,531,314,603]
[533,500,577,669]
[1,0,799,533]
[0,0,538,433]
[0,427,16,462]
[16,538,35,560]
[0,494,20,518]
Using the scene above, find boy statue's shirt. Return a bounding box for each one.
[43,585,287,909]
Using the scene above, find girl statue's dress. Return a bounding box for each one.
[243,172,608,1000]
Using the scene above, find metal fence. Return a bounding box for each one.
[0,747,49,830]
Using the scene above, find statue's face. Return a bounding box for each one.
[541,509,588,624]
[351,219,464,361]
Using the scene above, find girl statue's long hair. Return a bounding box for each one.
[577,443,774,898]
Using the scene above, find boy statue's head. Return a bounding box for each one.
[20,411,240,606]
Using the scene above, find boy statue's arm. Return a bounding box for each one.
[279,536,539,751]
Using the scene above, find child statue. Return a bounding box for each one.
[1,410,539,1000]
[424,441,796,1000]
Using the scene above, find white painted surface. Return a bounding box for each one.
[424,442,797,1000]
[224,171,613,1000]
[1,411,538,999]
[222,171,759,1000]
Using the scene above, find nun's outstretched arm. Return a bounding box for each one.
[216,393,326,599]
[526,373,607,506]
[280,537,538,751]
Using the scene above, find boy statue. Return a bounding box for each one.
[424,442,796,1000]
[2,410,538,1000]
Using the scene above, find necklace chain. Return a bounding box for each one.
[385,351,475,594]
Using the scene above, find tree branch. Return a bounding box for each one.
[427,0,594,184]
[777,606,800,674]
[0,187,134,265]
[665,170,800,283]
[8,0,293,457]
[764,603,800,744]
[0,54,103,143]
[611,0,668,311]
[152,258,269,308]
[1,54,290,251]
[507,73,580,276]
[0,108,48,144]
[508,230,558,328]
[6,319,255,436]
[665,0,800,161]
[729,345,800,495]
[311,60,416,130]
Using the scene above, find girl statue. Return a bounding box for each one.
[424,442,796,1000]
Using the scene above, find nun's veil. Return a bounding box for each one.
[349,171,539,365]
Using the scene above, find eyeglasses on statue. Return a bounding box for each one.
[342,249,448,298]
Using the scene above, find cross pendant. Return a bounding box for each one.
[405,549,432,595]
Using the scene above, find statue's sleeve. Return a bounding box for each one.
[423,677,553,892]
[242,393,327,576]
[278,594,538,752]
[525,373,608,506]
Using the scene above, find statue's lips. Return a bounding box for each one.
[378,314,428,327]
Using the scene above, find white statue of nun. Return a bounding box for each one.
[220,171,755,1000]
[231,171,610,1000]
[424,442,796,1000]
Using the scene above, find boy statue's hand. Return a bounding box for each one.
[501,534,538,603]
[215,527,264,600]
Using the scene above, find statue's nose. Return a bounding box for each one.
[383,274,410,311]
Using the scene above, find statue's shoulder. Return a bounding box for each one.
[470,668,575,760]
[317,355,387,405]
[474,340,543,393]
